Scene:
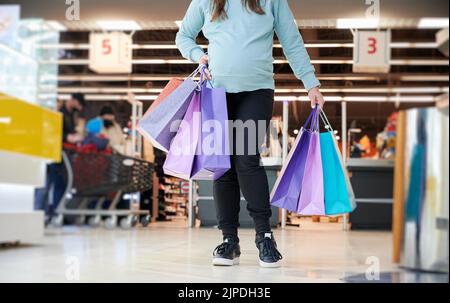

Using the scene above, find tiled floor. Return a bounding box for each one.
[0,221,408,283]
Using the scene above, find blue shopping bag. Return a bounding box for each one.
[320,111,356,215]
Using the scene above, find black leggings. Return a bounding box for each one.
[213,89,274,238]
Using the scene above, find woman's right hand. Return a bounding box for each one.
[199,55,212,80]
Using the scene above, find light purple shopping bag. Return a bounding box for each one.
[163,91,201,180]
[138,69,200,152]
[296,110,325,215]
[270,108,318,212]
[191,70,231,180]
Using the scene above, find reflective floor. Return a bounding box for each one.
[0,222,443,283]
[343,271,449,283]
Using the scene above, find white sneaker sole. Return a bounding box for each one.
[259,260,282,268]
[212,257,240,266]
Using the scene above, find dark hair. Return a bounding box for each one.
[71,93,85,107]
[211,0,265,21]
[100,105,114,116]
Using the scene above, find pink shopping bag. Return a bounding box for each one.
[297,109,325,215]
[163,91,201,180]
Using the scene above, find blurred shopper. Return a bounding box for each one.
[83,118,110,152]
[176,0,325,268]
[35,94,85,224]
[61,93,85,144]
[99,106,126,152]
[350,139,365,158]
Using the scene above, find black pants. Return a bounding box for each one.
[213,89,274,239]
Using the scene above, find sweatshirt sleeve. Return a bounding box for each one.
[175,0,206,63]
[273,0,321,91]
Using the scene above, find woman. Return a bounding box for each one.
[99,106,126,153]
[176,0,325,268]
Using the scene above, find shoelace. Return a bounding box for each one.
[213,242,236,257]
[260,238,283,261]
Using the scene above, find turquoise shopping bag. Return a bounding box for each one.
[319,112,355,215]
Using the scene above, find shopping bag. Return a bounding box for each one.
[141,78,183,119]
[297,111,325,215]
[330,130,357,211]
[138,68,201,152]
[319,111,356,215]
[270,107,318,212]
[163,91,201,180]
[191,69,231,180]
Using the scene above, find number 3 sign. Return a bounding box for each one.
[353,30,391,73]
[89,32,132,74]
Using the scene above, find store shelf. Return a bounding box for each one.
[163,177,189,221]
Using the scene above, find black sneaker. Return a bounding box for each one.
[212,237,241,266]
[255,232,282,268]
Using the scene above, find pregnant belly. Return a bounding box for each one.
[208,43,273,76]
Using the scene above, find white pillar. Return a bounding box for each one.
[281,100,289,229]
[131,100,137,157]
[188,179,195,228]
[341,101,347,164]
[341,101,349,231]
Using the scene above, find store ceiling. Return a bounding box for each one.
[1,0,449,24]
[2,0,448,135]
[49,27,448,137]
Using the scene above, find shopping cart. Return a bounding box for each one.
[52,148,153,229]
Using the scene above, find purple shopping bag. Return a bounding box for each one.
[163,91,201,180]
[191,70,231,180]
[297,111,325,215]
[270,108,318,212]
[138,68,200,152]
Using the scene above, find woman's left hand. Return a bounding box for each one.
[308,87,325,109]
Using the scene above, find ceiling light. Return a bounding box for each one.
[53,94,438,103]
[46,21,67,31]
[97,20,141,31]
[336,18,379,29]
[274,95,436,103]
[349,128,362,133]
[400,75,449,81]
[418,18,449,29]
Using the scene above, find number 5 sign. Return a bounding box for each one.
[89,32,132,74]
[353,30,391,73]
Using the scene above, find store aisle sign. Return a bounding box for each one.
[89,32,132,74]
[353,30,391,73]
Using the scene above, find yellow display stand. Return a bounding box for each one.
[0,93,62,244]
[0,93,62,162]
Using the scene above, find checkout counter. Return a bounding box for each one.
[347,158,394,230]
[196,158,281,228]
[196,157,396,230]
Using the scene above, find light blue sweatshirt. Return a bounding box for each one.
[176,0,321,93]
